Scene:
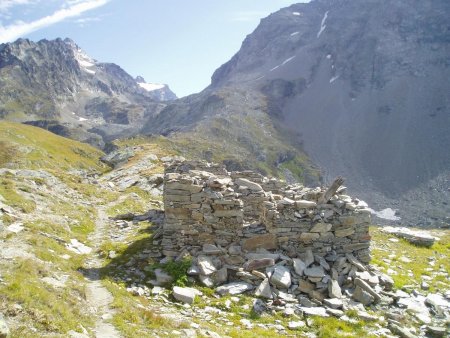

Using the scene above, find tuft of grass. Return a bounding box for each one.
[312,316,378,338]
[106,196,147,217]
[0,259,92,334]
[103,279,189,337]
[161,258,192,287]
[0,140,17,167]
[0,121,108,172]
[0,177,36,213]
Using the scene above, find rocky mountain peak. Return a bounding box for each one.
[0,37,177,148]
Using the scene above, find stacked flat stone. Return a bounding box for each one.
[160,160,395,307]
[162,160,371,264]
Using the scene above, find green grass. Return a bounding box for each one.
[103,279,189,337]
[106,196,148,217]
[0,177,36,213]
[0,121,108,172]
[371,227,450,291]
[311,316,378,338]
[160,258,192,287]
[0,140,17,167]
[0,259,92,335]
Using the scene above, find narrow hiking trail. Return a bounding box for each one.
[83,197,129,338]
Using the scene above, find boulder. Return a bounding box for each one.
[310,222,332,233]
[352,286,375,305]
[299,249,314,267]
[288,321,306,330]
[172,286,198,304]
[297,306,329,317]
[295,200,317,209]
[270,266,292,289]
[202,244,222,255]
[254,278,273,299]
[197,256,217,275]
[216,282,254,296]
[214,267,228,284]
[328,280,342,298]
[304,266,326,278]
[234,178,263,192]
[244,258,275,271]
[354,278,381,302]
[292,259,307,276]
[381,226,436,247]
[323,298,343,309]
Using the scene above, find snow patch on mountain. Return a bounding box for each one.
[317,11,329,38]
[369,208,401,221]
[138,82,166,92]
[71,43,96,74]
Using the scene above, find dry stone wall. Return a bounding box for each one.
[162,160,371,263]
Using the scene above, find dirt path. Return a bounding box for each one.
[84,203,122,338]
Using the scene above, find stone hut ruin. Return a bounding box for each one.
[162,160,372,263]
[159,160,392,305]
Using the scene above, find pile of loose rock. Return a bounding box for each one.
[154,160,449,337]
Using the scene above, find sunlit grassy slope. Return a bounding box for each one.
[0,121,107,172]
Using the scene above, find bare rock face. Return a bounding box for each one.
[0,38,176,148]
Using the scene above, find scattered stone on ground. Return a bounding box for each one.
[381,226,436,247]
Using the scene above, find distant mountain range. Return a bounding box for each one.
[0,37,176,147]
[0,0,448,227]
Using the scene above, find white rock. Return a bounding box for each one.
[197,256,217,275]
[288,321,305,330]
[66,239,92,255]
[293,259,306,276]
[173,286,198,304]
[0,314,10,338]
[235,178,263,192]
[324,298,343,309]
[254,278,273,299]
[6,222,24,233]
[216,282,254,296]
[270,266,292,289]
[298,306,329,317]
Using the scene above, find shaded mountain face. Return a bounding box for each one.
[145,0,449,226]
[0,38,176,147]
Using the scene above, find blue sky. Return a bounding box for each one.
[0,0,310,97]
